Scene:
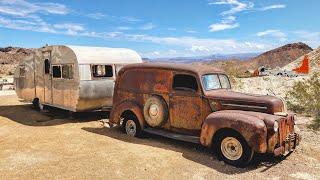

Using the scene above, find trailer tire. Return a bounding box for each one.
[32,98,44,111]
[143,96,168,127]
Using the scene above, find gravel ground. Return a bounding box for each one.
[0,95,320,180]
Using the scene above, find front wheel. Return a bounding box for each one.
[123,117,142,137]
[214,131,254,167]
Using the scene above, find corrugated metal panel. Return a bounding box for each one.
[79,64,91,80]
[66,45,142,64]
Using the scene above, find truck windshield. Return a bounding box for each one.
[202,74,231,90]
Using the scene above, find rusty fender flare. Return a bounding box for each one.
[200,111,268,153]
[110,101,145,129]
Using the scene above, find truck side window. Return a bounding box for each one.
[92,65,113,78]
[173,74,198,92]
[62,64,73,79]
[52,65,62,78]
[44,59,50,74]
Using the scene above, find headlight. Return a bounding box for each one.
[274,121,279,132]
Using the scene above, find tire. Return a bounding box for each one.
[143,96,168,127]
[214,130,254,167]
[122,115,142,137]
[32,98,44,111]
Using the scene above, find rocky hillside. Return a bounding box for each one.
[203,42,313,77]
[284,46,320,74]
[0,47,32,76]
[244,42,313,69]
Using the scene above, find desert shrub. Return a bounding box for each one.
[286,73,320,129]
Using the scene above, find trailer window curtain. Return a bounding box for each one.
[62,65,73,79]
[92,65,113,78]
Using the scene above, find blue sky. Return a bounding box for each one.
[0,0,319,58]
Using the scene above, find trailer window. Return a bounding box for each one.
[173,74,198,92]
[52,65,62,78]
[44,59,50,74]
[92,65,113,78]
[62,65,73,79]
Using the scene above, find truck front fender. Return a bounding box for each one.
[109,100,145,130]
[200,110,268,153]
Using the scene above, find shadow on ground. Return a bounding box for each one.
[0,103,109,126]
[82,126,288,175]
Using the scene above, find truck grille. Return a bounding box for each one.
[278,114,295,147]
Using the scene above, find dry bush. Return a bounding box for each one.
[286,73,320,129]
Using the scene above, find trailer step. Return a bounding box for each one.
[143,128,200,144]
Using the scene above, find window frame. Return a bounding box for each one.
[51,63,74,80]
[172,73,199,93]
[91,64,115,79]
[201,73,232,91]
[62,64,74,80]
[52,65,62,79]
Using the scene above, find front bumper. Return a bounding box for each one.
[274,132,301,156]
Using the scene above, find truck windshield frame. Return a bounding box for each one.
[202,74,231,91]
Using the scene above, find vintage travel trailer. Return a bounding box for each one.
[14,45,142,112]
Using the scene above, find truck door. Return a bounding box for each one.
[43,51,53,104]
[169,73,203,131]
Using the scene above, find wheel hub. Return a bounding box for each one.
[149,104,159,117]
[125,120,136,137]
[221,137,243,161]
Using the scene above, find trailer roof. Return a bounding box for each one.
[66,45,142,64]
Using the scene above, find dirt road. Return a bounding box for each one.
[1,94,320,179]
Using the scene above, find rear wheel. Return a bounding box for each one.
[122,114,142,137]
[214,130,254,167]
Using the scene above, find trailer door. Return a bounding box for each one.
[43,51,53,104]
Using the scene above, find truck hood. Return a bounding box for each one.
[204,89,285,114]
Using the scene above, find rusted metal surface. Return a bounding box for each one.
[110,63,300,156]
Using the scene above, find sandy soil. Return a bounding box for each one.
[1,95,320,180]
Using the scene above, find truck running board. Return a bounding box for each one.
[143,128,200,144]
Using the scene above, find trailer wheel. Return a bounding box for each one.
[214,130,254,167]
[32,98,44,111]
[143,96,168,127]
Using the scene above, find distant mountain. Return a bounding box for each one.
[147,52,259,63]
[243,42,313,69]
[202,42,314,77]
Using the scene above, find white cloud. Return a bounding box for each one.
[256,29,287,41]
[259,4,286,11]
[126,34,271,54]
[190,45,210,52]
[87,13,105,19]
[53,23,85,35]
[120,16,141,23]
[209,22,239,32]
[117,26,132,30]
[0,0,69,17]
[140,23,156,30]
[208,1,287,32]
[186,30,197,33]
[209,0,254,15]
[293,31,320,48]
